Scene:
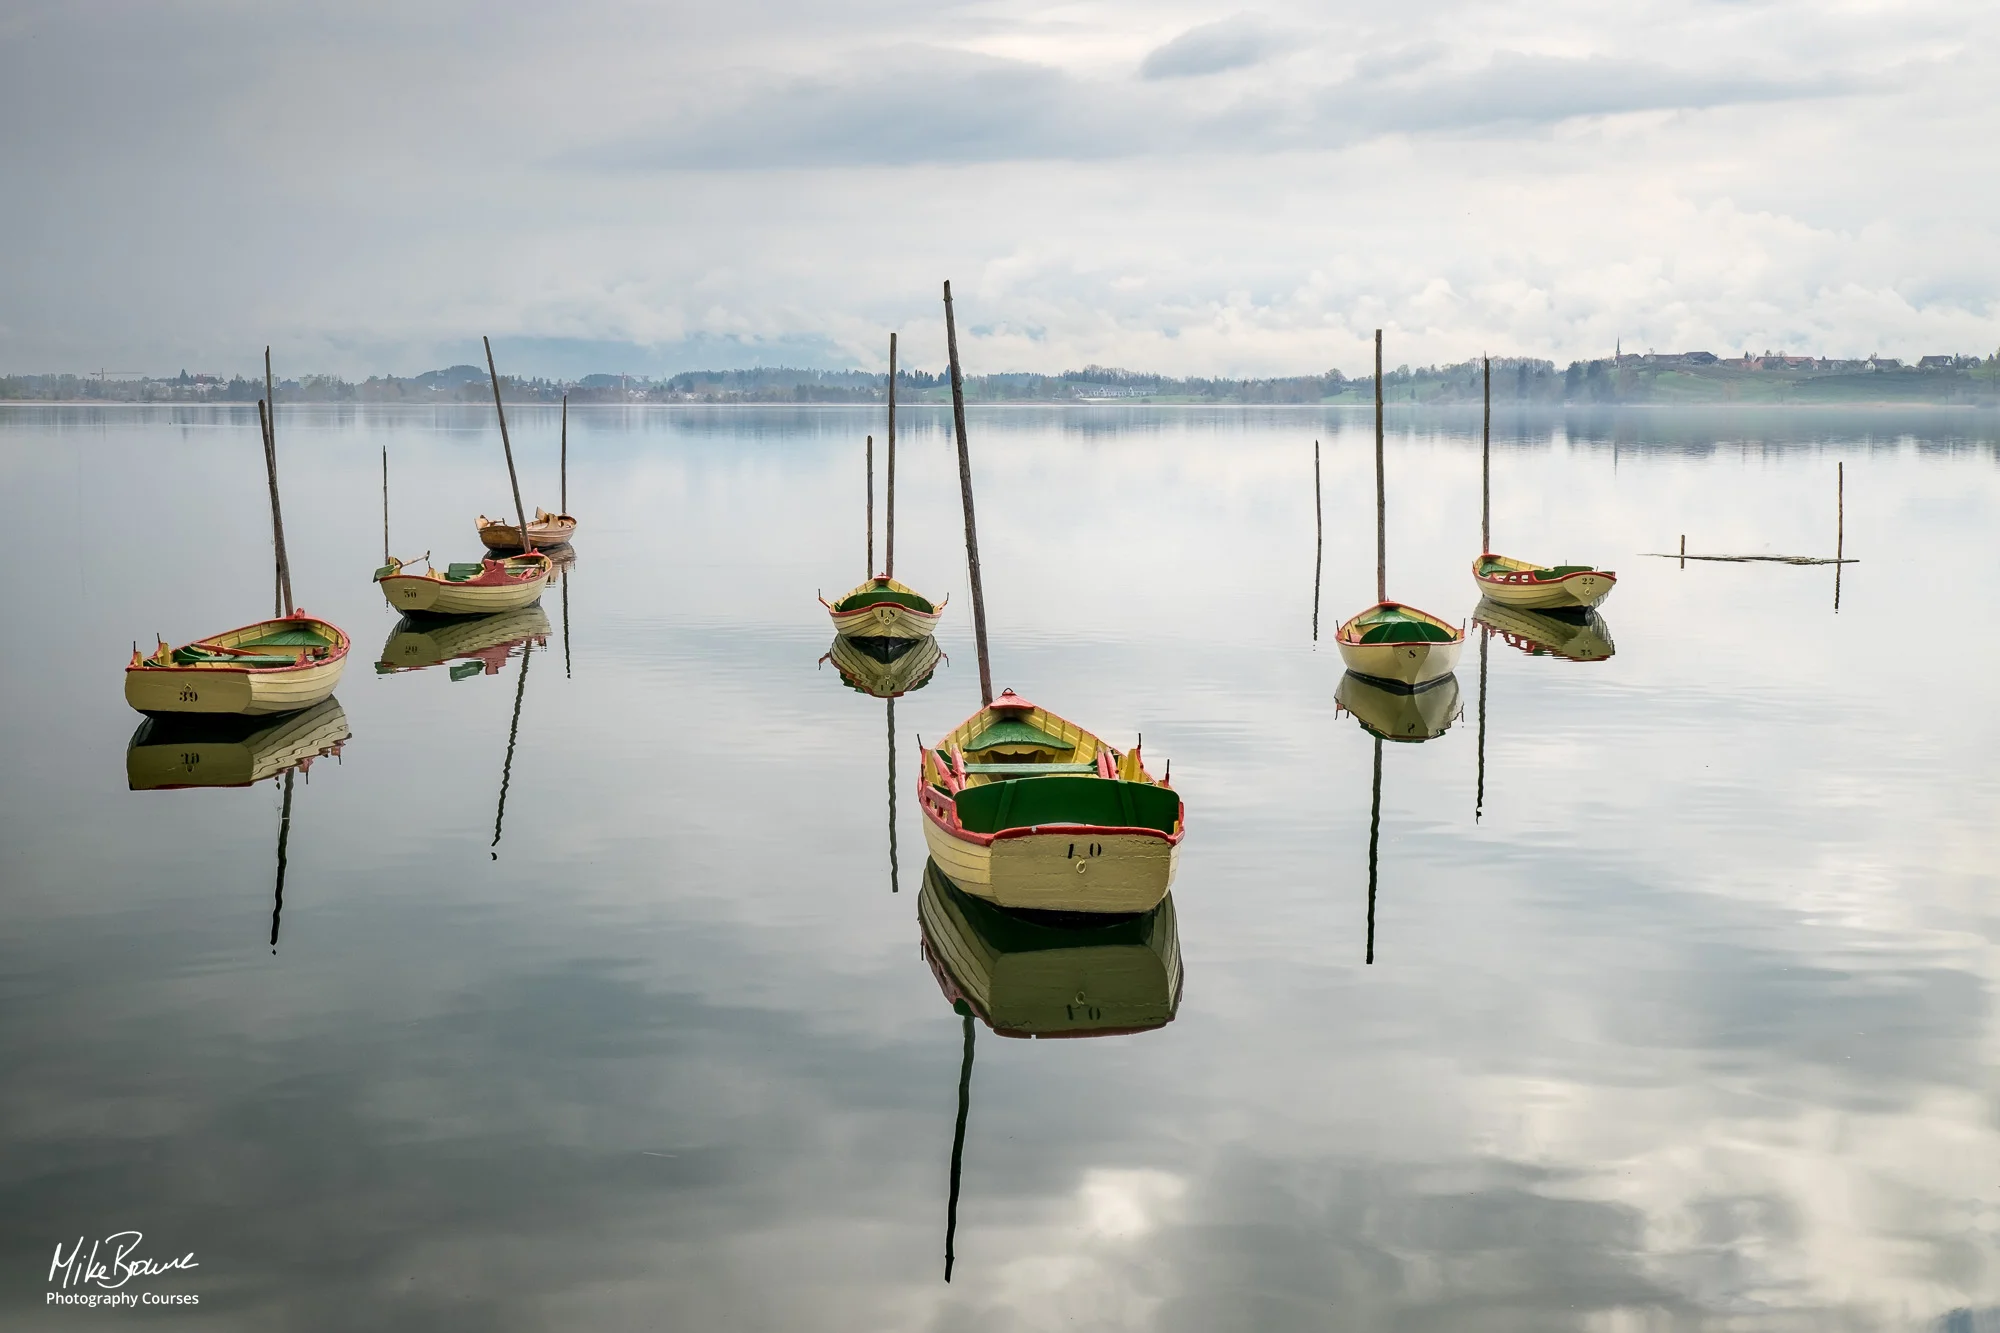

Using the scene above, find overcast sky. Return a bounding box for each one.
[3,0,1995,378]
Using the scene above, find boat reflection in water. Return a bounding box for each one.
[1473,598,1616,663]
[126,697,350,953]
[1336,670,1462,743]
[126,697,350,791]
[920,859,1182,1039]
[920,858,1182,1280]
[377,606,550,679]
[821,634,941,700]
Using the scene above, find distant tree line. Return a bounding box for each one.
[5,351,1996,405]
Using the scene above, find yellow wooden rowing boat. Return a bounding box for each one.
[919,690,1183,915]
[125,612,350,716]
[1472,598,1616,662]
[1336,670,1461,742]
[918,860,1181,1038]
[1472,553,1616,610]
[823,634,941,698]
[374,551,552,615]
[478,508,577,551]
[126,697,350,790]
[822,576,946,641]
[1334,602,1464,688]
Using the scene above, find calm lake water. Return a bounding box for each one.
[3,403,1999,1331]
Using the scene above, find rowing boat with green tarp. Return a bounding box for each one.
[919,689,1184,915]
[1334,601,1465,689]
[125,612,351,716]
[1472,552,1616,610]
[822,576,946,641]
[375,551,552,615]
[918,859,1182,1038]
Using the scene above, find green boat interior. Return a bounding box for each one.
[1476,556,1595,579]
[964,718,1075,754]
[445,563,488,582]
[1349,605,1458,644]
[238,627,336,647]
[170,646,297,667]
[833,582,936,614]
[953,774,1181,836]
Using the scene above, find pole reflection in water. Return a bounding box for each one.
[918,859,1183,1280]
[887,698,899,894]
[1366,736,1382,965]
[944,1003,974,1282]
[1476,628,1488,822]
[492,641,531,859]
[270,769,293,953]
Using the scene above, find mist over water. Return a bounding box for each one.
[2,403,1996,1331]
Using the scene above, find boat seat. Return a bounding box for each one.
[445,563,487,582]
[239,627,334,647]
[963,762,1099,776]
[171,646,296,667]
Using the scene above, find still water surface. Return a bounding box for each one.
[3,404,1998,1330]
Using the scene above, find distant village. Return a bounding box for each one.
[3,347,1996,406]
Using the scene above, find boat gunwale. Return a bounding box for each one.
[1473,553,1618,586]
[127,615,352,677]
[1334,600,1465,646]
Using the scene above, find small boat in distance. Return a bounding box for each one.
[823,576,946,641]
[478,508,577,552]
[126,612,350,717]
[1472,554,1616,610]
[1334,602,1465,689]
[374,551,552,616]
[919,690,1184,916]
[1473,599,1616,662]
[919,860,1182,1038]
[127,697,350,790]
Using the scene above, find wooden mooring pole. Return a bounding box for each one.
[260,347,294,616]
[1374,330,1386,604]
[943,281,993,706]
[381,446,390,566]
[886,332,898,579]
[1312,439,1322,641]
[866,434,875,578]
[483,337,535,552]
[1481,353,1491,554]
[560,394,568,514]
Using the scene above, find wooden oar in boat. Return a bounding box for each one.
[1471,354,1616,609]
[1334,330,1465,690]
[919,691,1184,916]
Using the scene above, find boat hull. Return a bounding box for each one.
[827,600,942,640]
[823,577,944,640]
[377,565,550,615]
[124,615,350,717]
[922,816,1179,916]
[1472,556,1616,610]
[1334,635,1463,688]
